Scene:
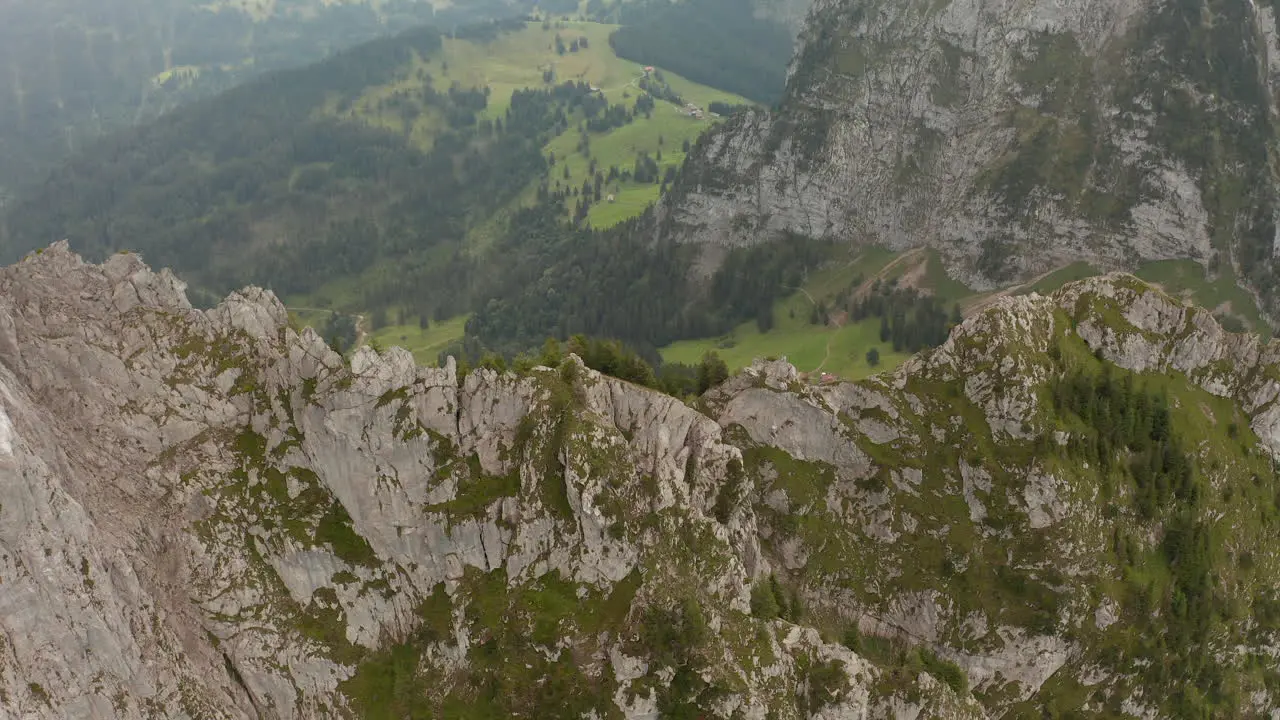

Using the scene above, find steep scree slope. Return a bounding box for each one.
[0,244,1278,717]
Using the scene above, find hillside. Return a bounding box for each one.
[0,1,807,369]
[652,0,1280,327]
[3,244,1280,717]
[0,19,750,333]
[0,0,810,202]
[657,246,1274,382]
[327,17,750,232]
[21,0,1280,382]
[0,0,524,199]
[608,0,796,104]
[446,0,1280,373]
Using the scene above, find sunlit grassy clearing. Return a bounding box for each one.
[660,248,917,378]
[368,313,471,365]
[320,21,748,231]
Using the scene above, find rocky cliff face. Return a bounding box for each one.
[1,245,1279,718]
[662,0,1280,310]
[0,244,953,718]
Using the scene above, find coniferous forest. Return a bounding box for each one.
[608,0,794,105]
[0,16,823,365]
[0,0,523,196]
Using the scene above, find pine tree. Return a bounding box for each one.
[696,352,729,394]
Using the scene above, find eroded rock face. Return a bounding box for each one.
[0,244,915,718]
[2,247,1278,719]
[661,0,1280,313]
[1055,275,1280,456]
[716,274,1280,717]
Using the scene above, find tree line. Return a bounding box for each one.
[1046,353,1232,716]
[0,2,521,195]
[464,204,835,358]
[440,333,731,400]
[843,280,960,354]
[3,26,658,334]
[608,0,792,105]
[2,14,845,375]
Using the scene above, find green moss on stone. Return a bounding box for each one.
[314,503,378,568]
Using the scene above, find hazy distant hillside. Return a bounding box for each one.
[1,18,757,352]
[0,0,515,198]
[1,0,812,368]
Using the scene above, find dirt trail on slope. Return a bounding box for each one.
[599,71,646,94]
[809,249,926,375]
[806,254,1096,374]
[957,265,1076,316]
[793,249,926,376]
[811,311,850,374]
[786,282,841,374]
[848,248,928,301]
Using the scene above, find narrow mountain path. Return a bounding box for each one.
[850,247,926,300]
[811,317,842,374]
[598,70,646,94]
[783,248,933,377]
[958,264,1069,316]
[784,285,841,375]
[796,249,922,376]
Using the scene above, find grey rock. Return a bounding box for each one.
[2,247,1274,718]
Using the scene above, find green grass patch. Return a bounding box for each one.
[922,250,974,303]
[842,629,968,698]
[586,181,662,227]
[805,247,900,297]
[368,313,470,366]
[325,20,749,233]
[535,52,746,228]
[340,640,430,720]
[315,502,379,567]
[745,446,837,508]
[661,316,912,377]
[284,259,398,313]
[426,466,521,519]
[660,248,917,378]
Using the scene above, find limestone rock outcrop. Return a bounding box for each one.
[1,246,1278,718]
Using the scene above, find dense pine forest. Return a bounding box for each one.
[608,0,794,104]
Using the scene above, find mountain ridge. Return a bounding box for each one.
[1,243,1278,716]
